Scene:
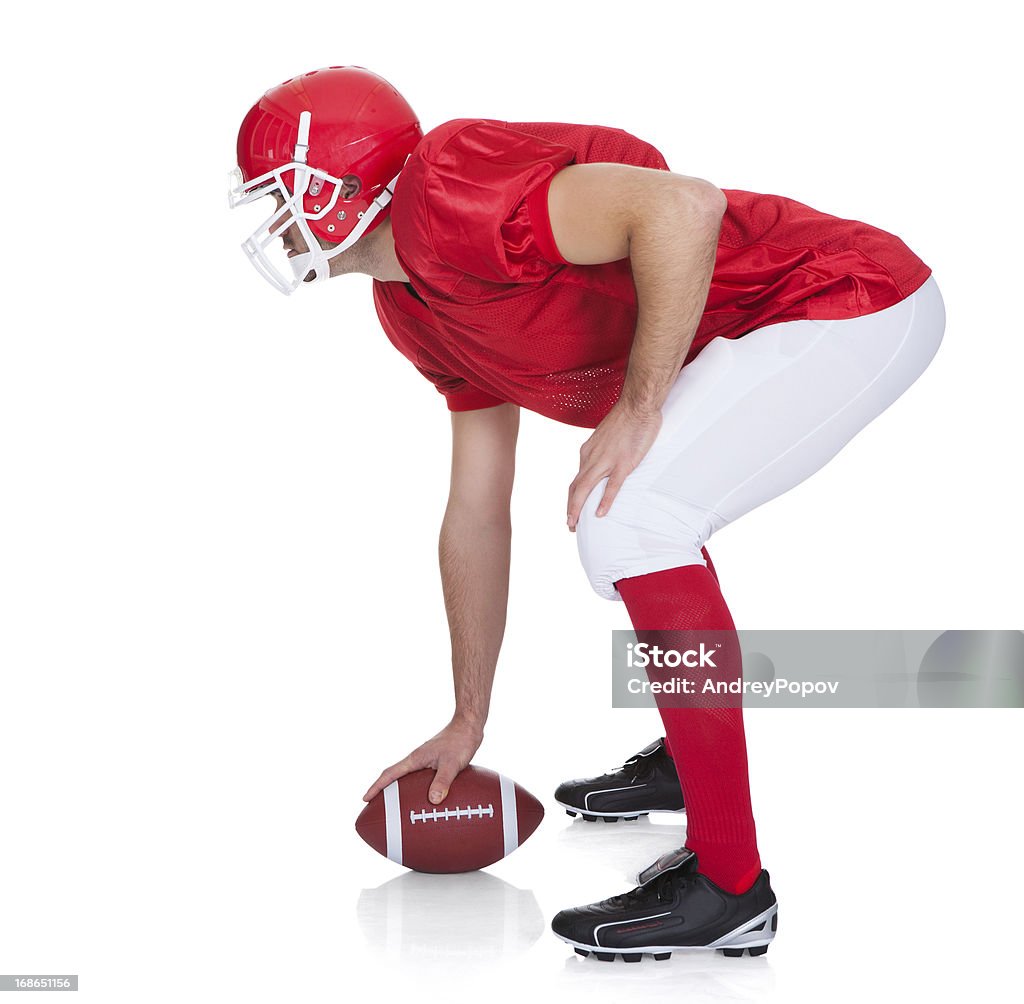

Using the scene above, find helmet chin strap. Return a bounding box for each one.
[294,165,404,286]
[287,249,329,284]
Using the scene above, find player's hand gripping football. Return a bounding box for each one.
[362,717,484,806]
[566,401,662,531]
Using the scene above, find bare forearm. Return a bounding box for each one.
[619,187,726,415]
[438,505,511,731]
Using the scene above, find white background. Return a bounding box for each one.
[1,1,1022,1001]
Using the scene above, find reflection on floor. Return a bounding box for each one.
[357,870,544,961]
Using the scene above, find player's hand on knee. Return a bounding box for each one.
[567,402,662,531]
[362,717,484,805]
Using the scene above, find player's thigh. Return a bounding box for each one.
[642,276,945,530]
[576,277,945,597]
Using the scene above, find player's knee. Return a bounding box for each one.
[576,483,708,601]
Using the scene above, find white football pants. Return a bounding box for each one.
[576,275,946,600]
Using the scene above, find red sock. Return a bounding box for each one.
[658,548,716,765]
[617,563,762,895]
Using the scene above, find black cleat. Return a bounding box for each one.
[551,848,777,960]
[555,737,685,820]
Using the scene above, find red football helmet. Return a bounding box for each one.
[229,66,422,294]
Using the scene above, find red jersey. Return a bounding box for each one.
[373,118,932,428]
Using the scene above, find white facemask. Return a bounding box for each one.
[228,111,401,295]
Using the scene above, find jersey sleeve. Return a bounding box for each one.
[414,360,507,412]
[415,119,577,284]
[372,278,507,413]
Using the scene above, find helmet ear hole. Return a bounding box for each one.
[340,174,362,199]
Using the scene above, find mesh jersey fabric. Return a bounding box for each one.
[372,118,933,429]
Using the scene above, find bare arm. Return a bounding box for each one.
[547,163,727,529]
[440,402,519,730]
[363,402,519,804]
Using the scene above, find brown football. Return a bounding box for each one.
[356,765,544,873]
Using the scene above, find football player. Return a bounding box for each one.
[230,66,945,960]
